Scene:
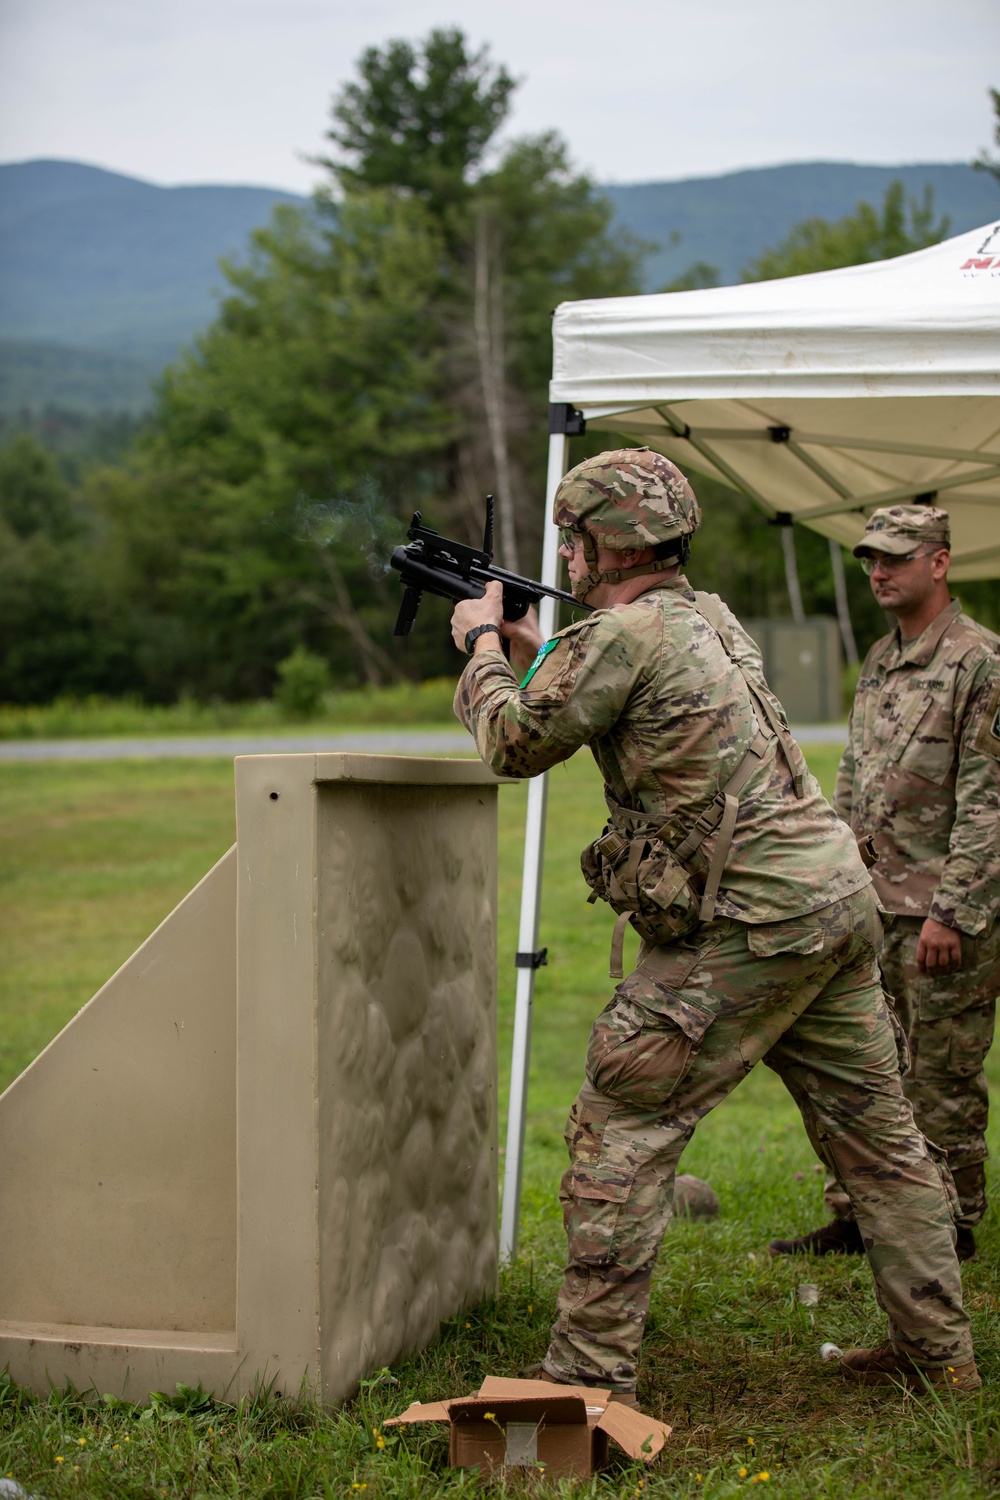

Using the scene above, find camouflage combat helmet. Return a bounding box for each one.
[553,447,701,602]
[852,504,951,558]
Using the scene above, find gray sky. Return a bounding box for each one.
[1,0,997,192]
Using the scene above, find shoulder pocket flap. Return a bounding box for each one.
[617,969,715,1044]
[747,919,826,958]
[570,1160,636,1204]
[520,629,589,705]
[972,680,1000,763]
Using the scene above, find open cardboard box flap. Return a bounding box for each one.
[386,1376,670,1464]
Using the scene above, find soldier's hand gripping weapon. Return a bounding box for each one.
[389,494,592,636]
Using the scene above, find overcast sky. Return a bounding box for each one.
[1,0,997,193]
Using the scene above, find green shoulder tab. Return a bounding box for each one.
[519,638,559,689]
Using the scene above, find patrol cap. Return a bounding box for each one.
[852,504,951,558]
[553,446,701,551]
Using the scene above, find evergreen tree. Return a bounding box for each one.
[93,29,644,700]
[321,28,516,219]
[743,180,949,282]
[0,433,133,702]
[973,86,1000,186]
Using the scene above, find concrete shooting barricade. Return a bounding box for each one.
[0,753,503,1404]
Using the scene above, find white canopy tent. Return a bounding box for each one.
[500,219,1000,1257]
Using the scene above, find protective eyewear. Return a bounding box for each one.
[858,547,939,576]
[558,525,582,549]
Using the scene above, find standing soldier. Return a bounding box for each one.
[450,451,978,1397]
[770,505,1000,1263]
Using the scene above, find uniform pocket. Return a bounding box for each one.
[585,972,714,1109]
[520,626,589,705]
[746,915,827,958]
[566,1159,637,1265]
[947,1004,995,1078]
[637,921,731,995]
[896,695,954,786]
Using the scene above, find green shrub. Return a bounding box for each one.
[275,647,333,720]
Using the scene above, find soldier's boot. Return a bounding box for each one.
[767,1218,865,1257]
[519,1362,640,1408]
[840,1342,981,1392]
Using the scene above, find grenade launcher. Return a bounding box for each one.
[389,494,591,636]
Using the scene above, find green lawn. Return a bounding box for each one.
[1,745,997,1499]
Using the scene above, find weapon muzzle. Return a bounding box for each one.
[389,546,486,603]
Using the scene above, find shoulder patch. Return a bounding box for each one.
[519,638,559,688]
[972,680,1000,762]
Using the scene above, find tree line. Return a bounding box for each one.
[1,32,996,706]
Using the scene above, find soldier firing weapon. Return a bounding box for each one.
[389,494,591,639]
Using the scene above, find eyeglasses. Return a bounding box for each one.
[558,525,581,549]
[858,547,939,576]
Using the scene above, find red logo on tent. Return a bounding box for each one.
[962,227,1000,271]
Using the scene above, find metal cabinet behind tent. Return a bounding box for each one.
[743,617,842,724]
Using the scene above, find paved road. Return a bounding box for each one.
[0,723,848,761]
[0,730,476,761]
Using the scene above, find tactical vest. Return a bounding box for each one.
[581,592,808,976]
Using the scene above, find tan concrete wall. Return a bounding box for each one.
[0,848,238,1334]
[234,754,499,1401]
[315,779,498,1391]
[0,754,499,1406]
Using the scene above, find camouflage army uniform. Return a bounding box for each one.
[455,557,972,1391]
[824,509,1000,1230]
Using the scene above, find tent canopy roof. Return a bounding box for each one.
[550,221,1000,579]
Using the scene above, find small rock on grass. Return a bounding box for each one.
[0,1480,36,1500]
[672,1174,720,1219]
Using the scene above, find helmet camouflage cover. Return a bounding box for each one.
[553,448,701,601]
[553,447,701,549]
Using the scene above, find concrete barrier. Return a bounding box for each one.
[0,753,500,1404]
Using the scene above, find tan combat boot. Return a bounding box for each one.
[841,1342,981,1392]
[519,1363,640,1408]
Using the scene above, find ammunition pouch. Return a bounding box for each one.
[582,729,773,977]
[581,814,704,973]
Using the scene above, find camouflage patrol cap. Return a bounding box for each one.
[553,447,701,550]
[853,504,951,558]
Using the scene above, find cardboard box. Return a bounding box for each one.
[386,1376,671,1480]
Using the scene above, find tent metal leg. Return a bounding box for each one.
[828,537,859,666]
[499,431,569,1261]
[781,522,806,624]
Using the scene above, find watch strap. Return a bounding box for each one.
[465,623,503,654]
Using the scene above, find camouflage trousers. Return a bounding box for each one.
[825,914,1000,1229]
[543,889,972,1393]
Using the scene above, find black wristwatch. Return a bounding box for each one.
[465,623,503,654]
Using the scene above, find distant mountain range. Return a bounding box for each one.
[604,161,999,288]
[1,157,997,415]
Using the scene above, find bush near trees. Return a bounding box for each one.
[1,45,996,707]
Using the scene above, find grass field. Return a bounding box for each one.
[0,680,458,740]
[1,746,997,1499]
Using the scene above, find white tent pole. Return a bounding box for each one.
[499,429,569,1262]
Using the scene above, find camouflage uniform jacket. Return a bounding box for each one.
[455,575,869,924]
[833,599,1000,936]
